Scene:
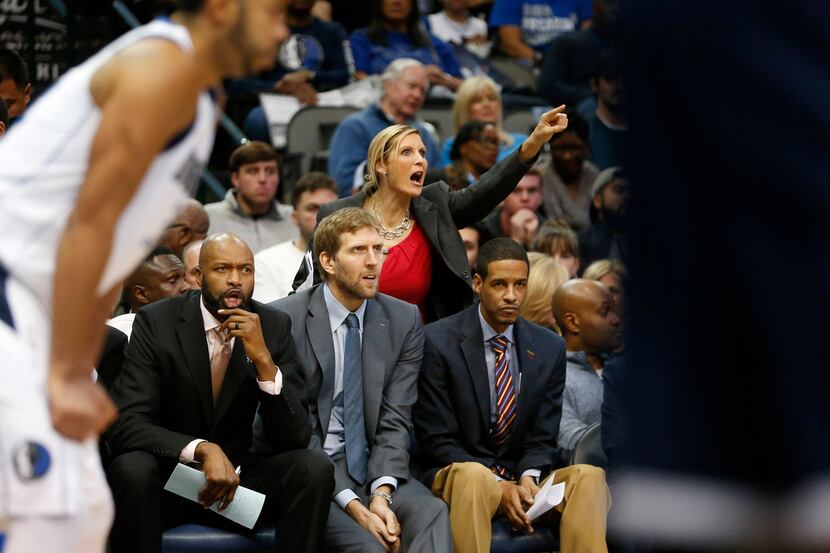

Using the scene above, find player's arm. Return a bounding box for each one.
[48,40,203,441]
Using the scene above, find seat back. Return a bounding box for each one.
[570,421,607,468]
[417,106,455,144]
[286,106,361,176]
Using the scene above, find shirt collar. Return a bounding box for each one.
[323,283,367,333]
[225,189,282,221]
[200,295,223,333]
[477,303,515,346]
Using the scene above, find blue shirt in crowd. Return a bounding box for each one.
[349,28,463,78]
[328,104,440,197]
[489,0,592,52]
[439,132,528,168]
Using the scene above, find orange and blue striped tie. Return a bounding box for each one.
[491,335,517,447]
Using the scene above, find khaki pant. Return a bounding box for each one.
[431,462,610,553]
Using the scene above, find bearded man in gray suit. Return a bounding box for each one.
[270,208,451,553]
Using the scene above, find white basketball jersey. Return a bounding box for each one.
[0,19,216,308]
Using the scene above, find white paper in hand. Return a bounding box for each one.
[163,463,265,529]
[525,473,566,522]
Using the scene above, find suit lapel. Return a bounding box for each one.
[361,299,389,440]
[459,305,491,433]
[513,319,539,436]
[307,286,336,436]
[412,196,439,250]
[175,294,213,425]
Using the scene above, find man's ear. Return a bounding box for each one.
[133,284,149,306]
[319,251,336,279]
[194,266,204,288]
[592,193,603,210]
[562,312,580,335]
[202,0,240,27]
[472,273,483,296]
[0,121,6,138]
[230,171,240,189]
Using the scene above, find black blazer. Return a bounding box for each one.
[293,149,536,321]
[414,303,567,486]
[107,291,310,467]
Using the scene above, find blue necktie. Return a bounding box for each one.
[343,313,368,484]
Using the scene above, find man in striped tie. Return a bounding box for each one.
[414,238,611,553]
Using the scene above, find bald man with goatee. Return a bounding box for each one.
[106,233,333,553]
[552,279,623,461]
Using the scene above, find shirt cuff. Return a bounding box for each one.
[334,489,361,510]
[521,469,542,483]
[370,476,398,493]
[256,367,283,395]
[179,439,206,464]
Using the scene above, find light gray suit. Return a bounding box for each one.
[270,284,452,553]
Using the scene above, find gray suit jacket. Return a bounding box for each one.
[271,284,424,496]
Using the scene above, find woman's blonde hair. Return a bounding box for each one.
[521,252,570,333]
[452,76,513,146]
[363,124,421,197]
[582,259,627,282]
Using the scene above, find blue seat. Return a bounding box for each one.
[162,524,275,552]
[162,519,558,553]
[491,519,559,553]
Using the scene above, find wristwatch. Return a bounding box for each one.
[370,491,393,506]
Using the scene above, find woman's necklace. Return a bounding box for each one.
[372,202,412,240]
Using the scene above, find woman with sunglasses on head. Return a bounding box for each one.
[294,106,569,322]
[439,75,529,167]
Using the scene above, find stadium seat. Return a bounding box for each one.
[161,524,275,552]
[286,106,360,177]
[570,421,607,468]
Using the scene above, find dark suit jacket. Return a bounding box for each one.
[414,303,567,486]
[96,325,128,393]
[293,149,536,321]
[271,284,423,496]
[108,291,310,467]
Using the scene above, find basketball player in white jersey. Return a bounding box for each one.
[0,1,289,551]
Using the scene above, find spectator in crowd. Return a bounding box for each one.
[459,226,481,269]
[537,0,618,108]
[239,0,350,99]
[531,221,581,277]
[587,50,626,170]
[478,168,544,248]
[414,238,610,553]
[440,76,527,167]
[301,107,569,321]
[328,58,438,197]
[427,120,499,190]
[107,247,188,339]
[0,48,32,122]
[206,141,294,253]
[426,0,490,58]
[158,198,210,258]
[239,0,352,141]
[350,0,464,92]
[489,0,591,65]
[254,172,339,303]
[271,208,452,552]
[582,258,626,315]
[521,252,569,333]
[540,111,599,231]
[552,278,622,461]
[106,233,333,553]
[578,165,628,268]
[181,239,204,289]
